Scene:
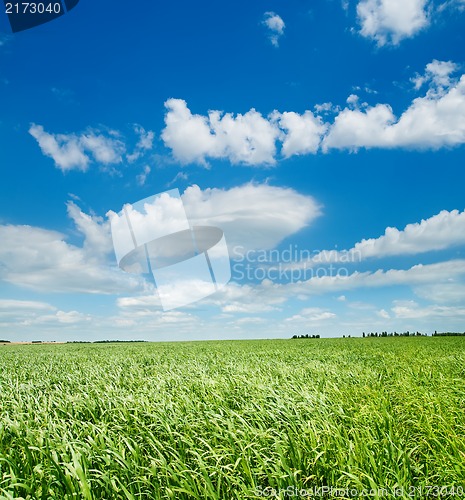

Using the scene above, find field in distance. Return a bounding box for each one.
[1,338,464,499]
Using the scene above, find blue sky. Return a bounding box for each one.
[1,0,465,341]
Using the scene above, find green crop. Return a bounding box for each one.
[1,337,464,499]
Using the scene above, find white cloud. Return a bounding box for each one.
[161,99,280,166]
[79,133,124,164]
[223,260,465,307]
[356,0,429,46]
[29,125,125,172]
[324,103,395,150]
[127,125,155,163]
[167,171,188,187]
[29,124,90,172]
[391,300,465,319]
[66,201,113,259]
[136,165,151,186]
[161,100,325,165]
[0,183,319,298]
[0,300,55,313]
[263,12,285,47]
[286,307,336,323]
[275,111,327,157]
[346,94,360,106]
[222,302,278,313]
[323,69,465,151]
[182,183,322,250]
[411,59,459,96]
[377,308,391,319]
[164,64,465,165]
[349,209,465,259]
[314,102,337,113]
[293,260,465,296]
[413,282,465,303]
[134,125,154,151]
[0,299,91,330]
[437,0,465,12]
[117,295,162,310]
[24,310,92,326]
[290,209,465,270]
[0,218,143,294]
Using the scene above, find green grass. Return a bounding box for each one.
[1,338,465,499]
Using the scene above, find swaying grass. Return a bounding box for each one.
[0,337,464,499]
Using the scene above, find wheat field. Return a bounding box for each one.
[1,337,464,499]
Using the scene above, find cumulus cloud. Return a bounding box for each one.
[356,0,430,46]
[161,99,280,166]
[323,65,465,151]
[263,12,285,47]
[411,59,459,95]
[162,65,465,164]
[274,111,328,157]
[161,99,327,165]
[29,125,125,172]
[29,125,89,172]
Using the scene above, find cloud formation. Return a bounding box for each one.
[29,125,125,172]
[263,12,285,47]
[161,99,280,166]
[0,184,319,295]
[182,183,322,250]
[289,209,465,270]
[356,0,429,46]
[0,220,143,294]
[161,61,465,164]
[29,124,154,173]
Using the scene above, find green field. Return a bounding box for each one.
[1,338,464,499]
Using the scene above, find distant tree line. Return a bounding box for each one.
[291,334,320,339]
[431,331,465,337]
[361,330,465,338]
[362,331,427,337]
[290,330,465,340]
